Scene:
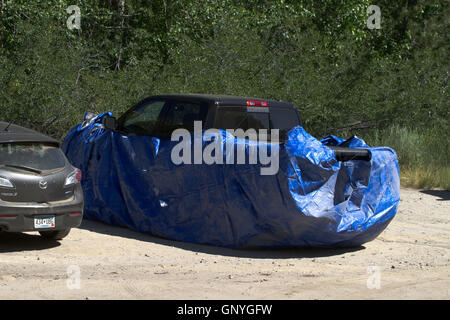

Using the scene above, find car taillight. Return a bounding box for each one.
[0,176,14,188]
[64,168,82,187]
[75,169,82,182]
[247,100,268,107]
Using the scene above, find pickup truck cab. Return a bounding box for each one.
[104,94,301,140]
[102,94,370,161]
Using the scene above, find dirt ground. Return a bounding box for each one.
[0,187,448,300]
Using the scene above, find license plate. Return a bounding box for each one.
[34,216,55,229]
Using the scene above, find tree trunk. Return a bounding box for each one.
[115,0,126,70]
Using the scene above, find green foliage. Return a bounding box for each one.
[0,0,448,187]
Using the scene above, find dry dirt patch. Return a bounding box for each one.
[0,188,448,299]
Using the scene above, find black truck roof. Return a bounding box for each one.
[151,94,296,108]
[0,122,59,145]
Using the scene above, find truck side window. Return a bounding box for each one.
[119,99,208,137]
[161,101,208,133]
[120,99,167,135]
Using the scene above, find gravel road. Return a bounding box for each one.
[0,187,448,300]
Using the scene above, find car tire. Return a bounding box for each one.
[39,228,71,240]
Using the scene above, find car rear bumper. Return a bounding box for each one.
[0,187,83,232]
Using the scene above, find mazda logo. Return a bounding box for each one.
[39,180,48,190]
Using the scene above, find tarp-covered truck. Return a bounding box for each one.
[62,94,400,248]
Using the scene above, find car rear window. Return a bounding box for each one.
[0,143,66,172]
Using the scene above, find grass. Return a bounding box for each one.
[360,124,449,190]
[400,166,450,190]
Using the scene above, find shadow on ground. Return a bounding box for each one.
[420,189,450,201]
[79,219,365,259]
[0,232,61,253]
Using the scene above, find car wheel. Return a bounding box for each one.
[39,228,71,240]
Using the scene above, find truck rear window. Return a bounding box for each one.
[269,108,302,139]
[214,107,269,131]
[214,107,300,140]
[0,143,66,172]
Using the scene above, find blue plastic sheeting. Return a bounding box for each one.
[62,113,400,248]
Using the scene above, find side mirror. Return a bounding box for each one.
[102,116,118,131]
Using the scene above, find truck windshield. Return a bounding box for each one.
[0,143,66,172]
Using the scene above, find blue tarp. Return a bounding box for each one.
[62,113,400,248]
